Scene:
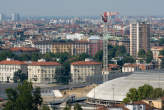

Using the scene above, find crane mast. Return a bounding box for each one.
[102,12,109,72]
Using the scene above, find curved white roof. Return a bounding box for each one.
[87,72,164,101]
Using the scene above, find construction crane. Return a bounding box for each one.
[101,12,110,82]
[101,12,119,81]
[102,12,109,72]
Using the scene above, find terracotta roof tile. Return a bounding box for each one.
[71,61,102,65]
[123,63,138,67]
[10,47,39,52]
[29,61,61,66]
[0,60,26,65]
[132,101,157,110]
[151,46,164,50]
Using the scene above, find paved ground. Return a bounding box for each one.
[61,84,97,98]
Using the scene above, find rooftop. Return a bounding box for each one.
[28,61,61,66]
[87,71,164,101]
[10,47,39,52]
[0,59,26,65]
[151,46,164,50]
[71,61,102,66]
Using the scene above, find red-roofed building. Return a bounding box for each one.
[97,101,156,110]
[28,59,62,84]
[71,59,102,84]
[0,58,27,82]
[122,63,154,72]
[10,47,39,55]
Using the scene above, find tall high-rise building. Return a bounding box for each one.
[130,22,150,57]
[0,13,5,21]
[11,13,20,21]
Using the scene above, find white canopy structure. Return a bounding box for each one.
[87,71,164,101]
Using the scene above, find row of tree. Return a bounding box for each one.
[3,81,83,110]
[0,45,132,84]
[1,45,154,84]
[138,49,153,63]
[123,84,164,103]
[94,45,135,65]
[3,81,46,110]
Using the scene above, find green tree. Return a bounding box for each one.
[55,62,71,84]
[146,50,153,63]
[31,53,42,61]
[63,104,71,110]
[138,49,146,58]
[94,50,103,62]
[123,56,135,64]
[77,53,90,61]
[3,81,43,110]
[160,50,164,56]
[0,50,15,61]
[161,58,164,68]
[126,88,139,102]
[123,84,158,103]
[137,84,154,100]
[152,88,163,98]
[13,69,28,83]
[115,46,127,57]
[74,103,82,110]
[42,105,50,110]
[33,88,43,110]
[15,54,31,61]
[159,38,164,46]
[43,52,56,61]
[123,97,130,104]
[55,52,71,64]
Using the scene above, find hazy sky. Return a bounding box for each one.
[0,0,164,16]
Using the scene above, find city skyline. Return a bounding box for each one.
[0,0,164,16]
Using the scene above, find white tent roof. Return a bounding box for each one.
[53,90,63,98]
[87,72,164,101]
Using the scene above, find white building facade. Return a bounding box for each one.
[0,58,27,82]
[71,60,102,84]
[28,59,61,84]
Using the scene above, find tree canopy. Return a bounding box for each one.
[138,49,153,63]
[159,38,164,46]
[3,81,42,110]
[145,50,153,63]
[13,69,28,83]
[74,103,83,110]
[123,84,164,103]
[138,49,146,59]
[42,105,50,110]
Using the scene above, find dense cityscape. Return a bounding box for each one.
[0,1,164,110]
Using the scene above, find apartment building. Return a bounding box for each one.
[72,41,89,56]
[118,37,130,54]
[28,59,61,84]
[32,40,54,54]
[10,47,39,55]
[130,22,150,57]
[52,42,72,54]
[0,58,27,82]
[88,36,103,56]
[122,63,154,72]
[33,40,90,56]
[71,59,102,84]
